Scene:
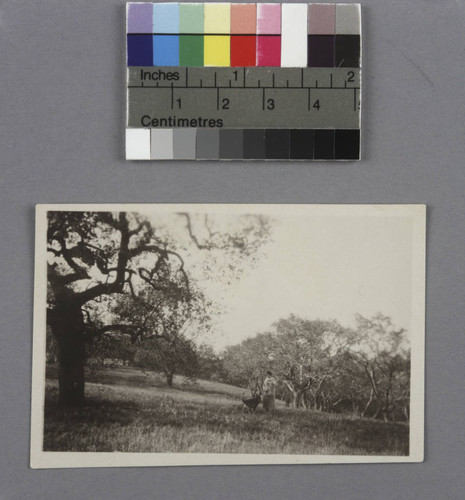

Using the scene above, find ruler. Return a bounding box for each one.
[125,2,362,160]
[127,66,360,129]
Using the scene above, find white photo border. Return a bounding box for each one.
[31,204,425,468]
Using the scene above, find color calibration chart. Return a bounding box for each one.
[126,3,361,161]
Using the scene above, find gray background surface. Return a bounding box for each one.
[0,0,464,499]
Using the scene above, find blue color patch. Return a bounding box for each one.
[127,35,153,66]
[153,35,179,66]
[153,3,180,33]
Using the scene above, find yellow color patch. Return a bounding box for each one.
[204,36,230,66]
[204,3,231,34]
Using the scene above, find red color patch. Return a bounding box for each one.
[257,36,281,67]
[231,36,256,67]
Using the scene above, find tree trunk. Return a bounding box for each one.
[166,372,174,387]
[362,389,374,417]
[296,389,310,409]
[283,382,310,409]
[48,300,86,406]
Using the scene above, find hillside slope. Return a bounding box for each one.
[44,366,408,455]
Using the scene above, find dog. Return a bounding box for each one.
[241,393,262,412]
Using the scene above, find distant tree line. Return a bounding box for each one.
[48,310,410,422]
[80,334,223,387]
[221,314,410,422]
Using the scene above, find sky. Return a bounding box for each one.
[206,214,413,352]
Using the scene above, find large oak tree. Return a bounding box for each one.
[46,210,270,405]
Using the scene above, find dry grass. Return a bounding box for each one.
[43,366,409,455]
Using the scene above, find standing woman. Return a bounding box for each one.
[262,371,277,411]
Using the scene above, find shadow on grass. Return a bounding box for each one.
[46,364,242,401]
[44,381,409,455]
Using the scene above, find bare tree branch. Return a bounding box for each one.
[128,219,150,238]
[132,245,190,296]
[179,213,211,250]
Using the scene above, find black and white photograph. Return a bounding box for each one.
[3,0,465,495]
[30,204,425,467]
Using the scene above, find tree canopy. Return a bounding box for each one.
[221,313,410,421]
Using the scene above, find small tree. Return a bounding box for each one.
[269,316,337,408]
[222,333,273,393]
[134,336,198,386]
[126,285,209,386]
[347,314,410,421]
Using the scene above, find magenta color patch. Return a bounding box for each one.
[257,36,281,66]
[127,3,153,33]
[257,4,281,34]
[308,4,335,35]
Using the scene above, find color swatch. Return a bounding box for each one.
[127,2,361,68]
[126,3,362,161]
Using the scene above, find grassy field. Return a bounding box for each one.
[44,366,409,455]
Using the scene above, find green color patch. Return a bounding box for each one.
[179,35,204,67]
[180,4,204,33]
